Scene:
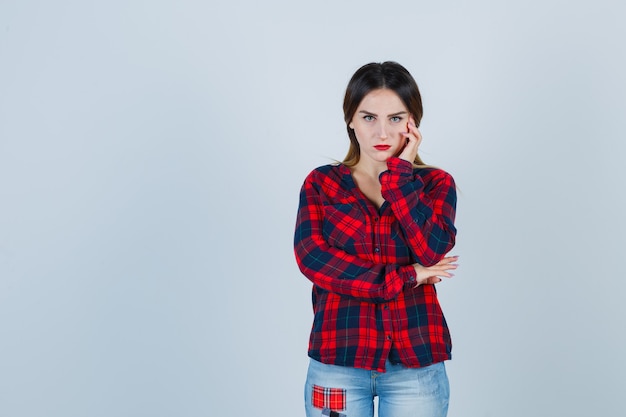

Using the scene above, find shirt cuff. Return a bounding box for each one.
[401,265,417,285]
[385,157,414,175]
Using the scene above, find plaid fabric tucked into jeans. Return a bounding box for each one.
[294,157,457,372]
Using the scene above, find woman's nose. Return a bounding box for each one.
[378,123,388,139]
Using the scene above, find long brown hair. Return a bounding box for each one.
[342,62,426,167]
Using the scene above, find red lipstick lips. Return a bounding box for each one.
[374,145,391,150]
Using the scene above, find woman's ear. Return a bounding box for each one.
[349,122,354,129]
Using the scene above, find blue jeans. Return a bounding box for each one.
[304,359,449,417]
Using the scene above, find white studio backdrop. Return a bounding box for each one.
[1,1,625,416]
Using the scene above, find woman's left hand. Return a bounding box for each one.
[398,116,422,163]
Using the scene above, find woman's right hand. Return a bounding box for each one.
[412,256,458,287]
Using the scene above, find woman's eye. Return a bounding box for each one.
[390,116,402,123]
[363,115,375,121]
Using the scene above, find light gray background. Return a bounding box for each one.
[1,1,624,416]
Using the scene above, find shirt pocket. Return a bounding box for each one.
[322,203,367,254]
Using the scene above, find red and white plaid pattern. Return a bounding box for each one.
[312,385,346,411]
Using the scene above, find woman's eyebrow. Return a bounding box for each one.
[358,110,408,117]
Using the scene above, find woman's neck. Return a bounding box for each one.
[352,160,388,179]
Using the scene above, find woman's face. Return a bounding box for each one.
[349,88,410,166]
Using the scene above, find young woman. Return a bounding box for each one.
[294,61,458,417]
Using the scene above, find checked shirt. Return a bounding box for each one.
[294,157,457,372]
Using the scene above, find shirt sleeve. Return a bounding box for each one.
[294,171,416,303]
[380,157,457,267]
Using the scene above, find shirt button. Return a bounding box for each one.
[386,335,392,341]
[374,217,379,222]
[374,247,380,253]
